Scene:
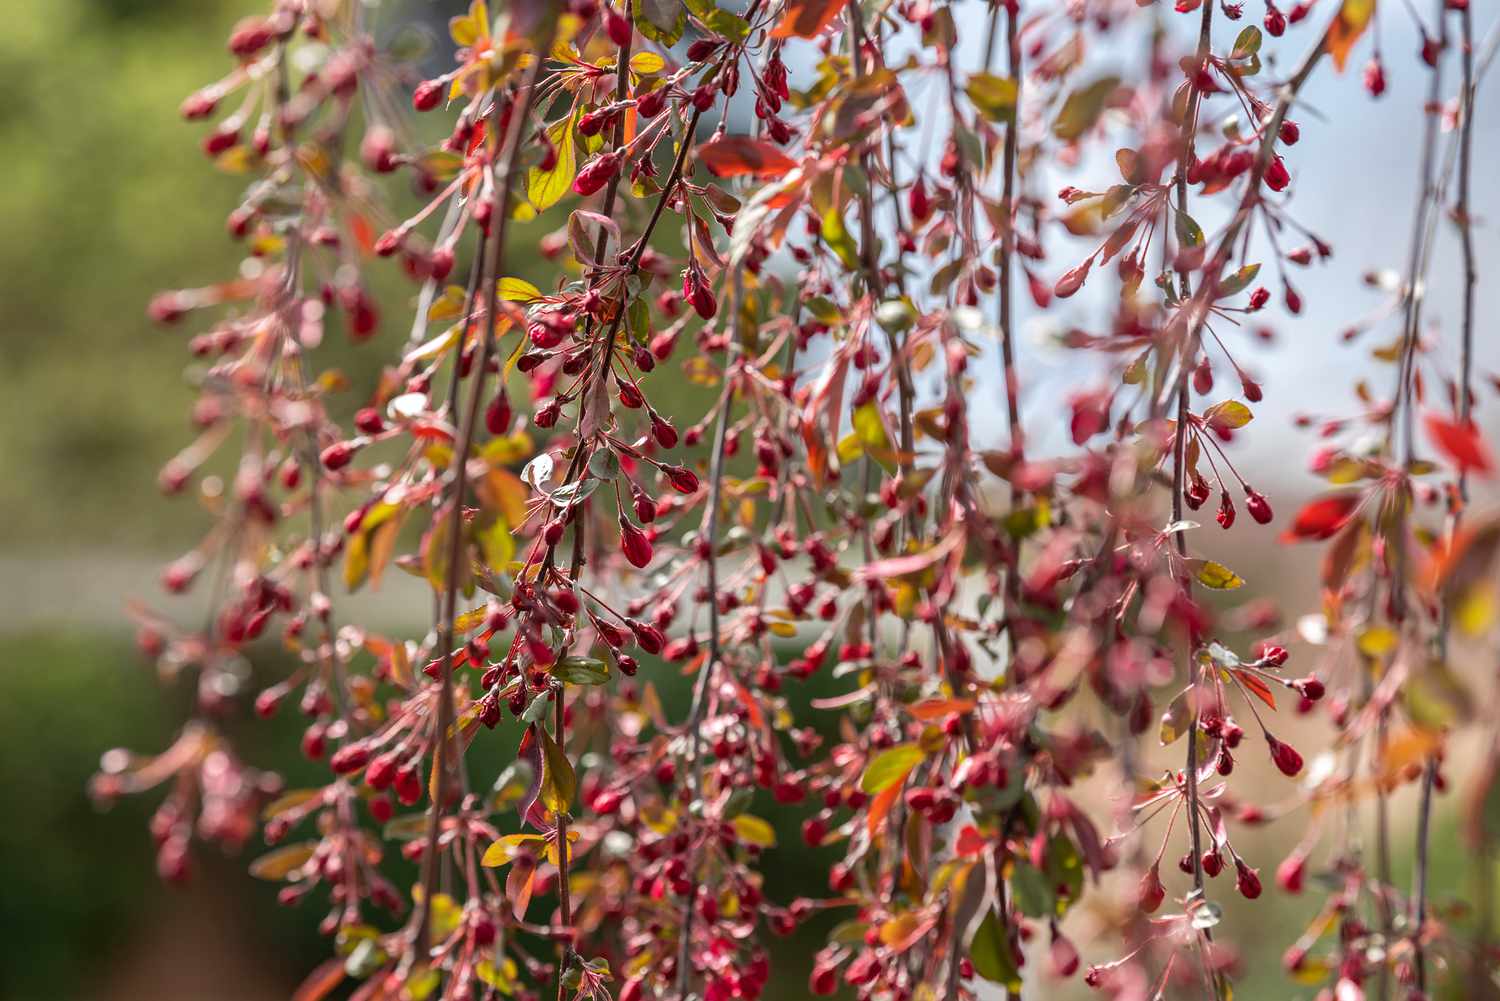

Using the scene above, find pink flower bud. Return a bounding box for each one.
[1276,852,1306,893]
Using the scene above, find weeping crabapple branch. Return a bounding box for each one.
[103,2,1500,1001]
[417,58,547,955]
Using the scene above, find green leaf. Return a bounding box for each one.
[1160,687,1191,745]
[417,149,465,182]
[1175,209,1205,249]
[626,294,651,344]
[969,909,1020,990]
[249,842,315,880]
[633,0,686,44]
[820,207,860,270]
[860,743,924,793]
[965,72,1019,123]
[551,655,611,685]
[1009,861,1054,918]
[539,726,576,814]
[1217,262,1261,298]
[1045,834,1085,912]
[1232,24,1263,58]
[1052,76,1120,141]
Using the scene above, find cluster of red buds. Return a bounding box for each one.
[97,0,1500,999]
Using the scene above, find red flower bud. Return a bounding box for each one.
[320,441,358,471]
[1138,863,1165,913]
[1235,859,1262,898]
[1263,1,1285,36]
[486,393,512,435]
[1264,154,1290,192]
[413,79,445,111]
[604,5,632,45]
[1267,735,1303,777]
[908,175,933,223]
[664,464,699,493]
[1216,490,1236,529]
[620,517,653,568]
[1293,676,1324,700]
[1053,257,1094,299]
[330,742,371,775]
[1245,487,1273,524]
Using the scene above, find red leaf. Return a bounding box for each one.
[770,0,844,39]
[1279,493,1360,543]
[955,824,987,858]
[1424,413,1494,475]
[696,136,797,179]
[1234,669,1277,710]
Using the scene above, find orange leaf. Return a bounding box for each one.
[867,769,909,834]
[292,960,346,1001]
[349,213,376,256]
[771,0,844,39]
[697,136,798,179]
[1424,413,1494,475]
[1325,0,1375,72]
[1234,669,1277,711]
[908,698,976,721]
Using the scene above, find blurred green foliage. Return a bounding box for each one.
[0,1,251,550]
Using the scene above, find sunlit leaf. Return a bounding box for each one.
[861,743,924,793]
[730,814,778,848]
[697,136,797,179]
[1326,0,1375,72]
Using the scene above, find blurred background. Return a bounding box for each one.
[1,1,1497,999]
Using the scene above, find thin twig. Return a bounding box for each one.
[414,61,543,954]
[673,271,739,1001]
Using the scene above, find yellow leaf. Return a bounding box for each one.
[479,467,530,525]
[731,814,778,848]
[497,277,542,302]
[1192,559,1245,590]
[1357,624,1399,658]
[482,833,548,868]
[861,743,924,793]
[249,843,315,880]
[1326,0,1375,72]
[1455,581,1497,636]
[528,114,577,212]
[629,51,666,75]
[853,401,890,451]
[476,958,519,994]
